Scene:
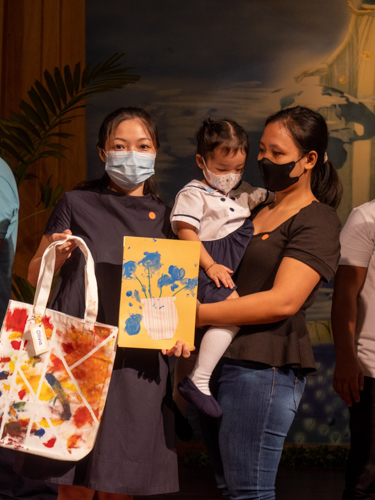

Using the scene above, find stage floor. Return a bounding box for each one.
[137,461,345,500]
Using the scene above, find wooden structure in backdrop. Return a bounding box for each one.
[0,0,86,278]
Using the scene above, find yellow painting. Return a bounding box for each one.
[118,237,200,349]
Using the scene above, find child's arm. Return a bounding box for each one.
[247,187,274,210]
[176,221,234,289]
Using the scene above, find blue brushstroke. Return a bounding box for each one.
[45,373,71,421]
[169,266,185,281]
[157,266,186,296]
[0,371,9,380]
[134,290,141,303]
[138,252,162,274]
[129,302,133,307]
[126,291,132,297]
[138,252,162,297]
[123,261,137,279]
[125,314,142,336]
[173,277,198,297]
[34,428,45,437]
[157,274,174,288]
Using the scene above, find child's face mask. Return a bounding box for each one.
[202,159,242,194]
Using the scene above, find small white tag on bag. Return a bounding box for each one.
[30,323,49,355]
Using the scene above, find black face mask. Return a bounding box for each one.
[258,156,305,192]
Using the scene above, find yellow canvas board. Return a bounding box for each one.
[118,237,200,349]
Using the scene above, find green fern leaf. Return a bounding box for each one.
[54,67,67,105]
[44,70,61,110]
[28,88,50,126]
[19,100,46,130]
[7,113,41,139]
[64,65,75,98]
[73,62,81,93]
[34,80,57,116]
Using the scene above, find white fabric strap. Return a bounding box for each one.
[33,235,98,324]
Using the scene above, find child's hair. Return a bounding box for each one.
[75,107,160,199]
[196,118,249,159]
[265,106,342,209]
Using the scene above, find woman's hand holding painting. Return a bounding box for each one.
[162,340,194,358]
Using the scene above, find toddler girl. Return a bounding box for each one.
[171,118,273,418]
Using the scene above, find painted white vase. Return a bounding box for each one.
[141,296,178,340]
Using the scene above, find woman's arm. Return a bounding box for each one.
[332,265,366,406]
[28,230,77,286]
[177,221,234,288]
[196,256,321,327]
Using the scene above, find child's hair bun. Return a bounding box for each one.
[200,117,213,130]
[196,117,249,159]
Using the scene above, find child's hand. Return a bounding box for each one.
[206,263,234,289]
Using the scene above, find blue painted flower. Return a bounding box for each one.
[138,251,162,275]
[157,274,174,288]
[123,260,137,279]
[124,314,142,336]
[169,265,185,281]
[181,277,198,296]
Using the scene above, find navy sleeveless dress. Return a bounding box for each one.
[15,187,179,496]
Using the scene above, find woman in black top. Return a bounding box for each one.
[19,108,181,500]
[196,106,342,500]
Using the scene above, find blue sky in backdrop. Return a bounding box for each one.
[86,0,351,204]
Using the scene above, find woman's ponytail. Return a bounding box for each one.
[311,159,343,209]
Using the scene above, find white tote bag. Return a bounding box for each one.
[0,236,118,460]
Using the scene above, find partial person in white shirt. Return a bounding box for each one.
[171,118,273,418]
[332,199,375,500]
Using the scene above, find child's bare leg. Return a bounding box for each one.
[178,292,239,418]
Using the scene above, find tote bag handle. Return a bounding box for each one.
[33,235,98,325]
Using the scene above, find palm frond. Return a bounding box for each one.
[0,53,140,186]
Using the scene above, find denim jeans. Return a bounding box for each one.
[200,359,306,500]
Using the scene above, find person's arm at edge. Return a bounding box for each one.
[196,256,322,327]
[331,265,366,406]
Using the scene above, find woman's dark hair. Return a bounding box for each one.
[196,118,249,159]
[75,107,160,197]
[265,106,342,209]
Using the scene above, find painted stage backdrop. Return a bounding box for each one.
[86,0,375,445]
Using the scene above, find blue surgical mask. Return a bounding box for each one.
[104,151,156,190]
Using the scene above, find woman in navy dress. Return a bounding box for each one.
[19,107,183,500]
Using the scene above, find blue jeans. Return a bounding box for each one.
[200,359,306,500]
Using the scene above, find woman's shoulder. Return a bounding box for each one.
[294,201,341,229]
